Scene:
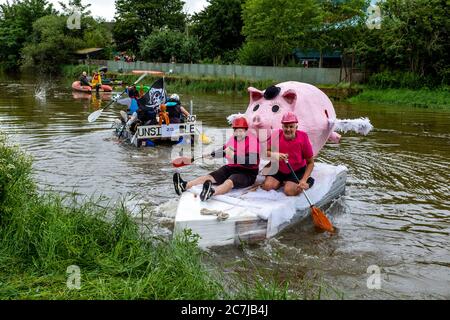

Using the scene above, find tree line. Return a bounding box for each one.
[0,0,448,85]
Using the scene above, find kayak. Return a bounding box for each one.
[135,85,150,92]
[174,162,347,248]
[71,81,113,92]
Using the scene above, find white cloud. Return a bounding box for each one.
[0,0,208,21]
[184,0,208,14]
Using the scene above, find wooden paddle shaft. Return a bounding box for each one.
[284,160,313,206]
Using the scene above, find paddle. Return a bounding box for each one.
[172,155,203,168]
[284,159,335,233]
[87,72,148,123]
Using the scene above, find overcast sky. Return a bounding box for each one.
[0,0,380,21]
[0,0,208,21]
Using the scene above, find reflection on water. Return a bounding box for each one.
[0,77,449,299]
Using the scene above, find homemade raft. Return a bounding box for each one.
[112,114,198,147]
[174,162,347,248]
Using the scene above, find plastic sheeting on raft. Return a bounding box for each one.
[183,162,347,239]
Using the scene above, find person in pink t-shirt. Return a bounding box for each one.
[173,117,260,201]
[262,112,315,196]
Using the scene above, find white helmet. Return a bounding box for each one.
[170,94,180,102]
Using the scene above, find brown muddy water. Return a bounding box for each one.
[0,77,449,299]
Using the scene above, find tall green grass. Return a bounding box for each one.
[110,73,276,95]
[0,133,322,299]
[62,65,102,79]
[0,133,225,299]
[348,88,450,109]
[163,76,275,95]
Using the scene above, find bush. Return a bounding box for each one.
[140,30,201,63]
[238,41,273,66]
[367,71,441,89]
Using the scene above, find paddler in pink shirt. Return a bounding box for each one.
[173,117,260,201]
[262,112,315,196]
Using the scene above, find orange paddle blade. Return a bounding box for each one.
[172,156,193,168]
[311,206,334,233]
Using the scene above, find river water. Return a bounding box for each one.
[0,77,449,299]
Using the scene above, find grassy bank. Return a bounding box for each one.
[348,87,450,109]
[0,133,322,299]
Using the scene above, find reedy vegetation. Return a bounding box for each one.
[0,133,324,299]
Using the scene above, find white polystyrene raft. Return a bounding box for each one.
[174,162,347,248]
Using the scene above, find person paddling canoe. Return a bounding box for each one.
[262,112,315,196]
[173,117,260,201]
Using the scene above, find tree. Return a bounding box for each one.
[139,29,200,63]
[238,41,273,66]
[0,0,55,71]
[21,13,112,74]
[191,0,244,63]
[241,0,322,66]
[378,0,449,81]
[21,15,84,74]
[312,0,368,67]
[58,0,91,16]
[113,0,186,54]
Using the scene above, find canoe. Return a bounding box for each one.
[71,81,113,92]
[72,91,112,100]
[174,162,347,248]
[131,70,165,76]
[102,78,123,86]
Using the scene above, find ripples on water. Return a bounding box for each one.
[0,78,449,299]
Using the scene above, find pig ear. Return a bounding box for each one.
[248,87,264,104]
[282,90,297,107]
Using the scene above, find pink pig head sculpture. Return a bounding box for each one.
[244,81,337,156]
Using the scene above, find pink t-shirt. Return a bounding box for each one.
[268,129,313,174]
[224,133,260,170]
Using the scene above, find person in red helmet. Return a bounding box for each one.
[262,112,315,196]
[173,117,260,201]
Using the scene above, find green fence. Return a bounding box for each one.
[93,60,343,85]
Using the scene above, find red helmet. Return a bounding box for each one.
[281,112,298,124]
[232,117,248,129]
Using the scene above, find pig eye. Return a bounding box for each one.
[253,104,260,112]
[272,105,280,113]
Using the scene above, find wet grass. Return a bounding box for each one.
[0,133,322,300]
[348,87,450,109]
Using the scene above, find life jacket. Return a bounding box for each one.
[91,74,101,86]
[166,99,182,120]
[225,134,260,170]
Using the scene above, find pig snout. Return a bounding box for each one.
[251,114,272,129]
[252,115,262,127]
